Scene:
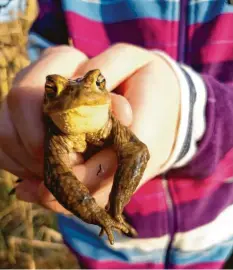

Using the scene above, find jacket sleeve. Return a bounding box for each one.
[154,51,233,179]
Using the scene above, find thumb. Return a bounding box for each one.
[110,93,132,127]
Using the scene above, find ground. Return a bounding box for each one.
[0,170,79,269]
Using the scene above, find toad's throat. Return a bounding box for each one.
[49,104,110,134]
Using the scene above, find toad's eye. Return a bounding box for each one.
[96,74,106,88]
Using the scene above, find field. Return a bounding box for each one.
[0,170,79,269]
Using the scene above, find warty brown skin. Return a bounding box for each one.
[43,69,150,245]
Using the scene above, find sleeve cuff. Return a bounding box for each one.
[153,51,207,172]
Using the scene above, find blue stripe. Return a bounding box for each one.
[170,237,233,265]
[58,214,233,265]
[189,0,233,25]
[58,214,166,263]
[62,0,233,24]
[62,0,179,23]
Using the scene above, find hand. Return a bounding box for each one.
[0,45,132,214]
[3,44,180,214]
[72,43,180,192]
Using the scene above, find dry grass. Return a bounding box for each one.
[0,6,80,266]
[0,170,79,269]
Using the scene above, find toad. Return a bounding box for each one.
[44,70,150,244]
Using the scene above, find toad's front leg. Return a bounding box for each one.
[106,115,150,236]
[44,132,129,245]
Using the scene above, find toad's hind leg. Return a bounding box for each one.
[44,131,129,245]
[105,115,150,237]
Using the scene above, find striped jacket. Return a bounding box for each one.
[24,0,233,268]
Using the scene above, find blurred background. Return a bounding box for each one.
[0,0,79,268]
[0,0,233,269]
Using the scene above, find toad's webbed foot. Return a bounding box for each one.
[94,207,129,245]
[114,214,138,237]
[99,214,137,238]
[99,204,137,238]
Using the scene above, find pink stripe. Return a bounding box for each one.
[65,11,179,58]
[189,13,233,64]
[175,261,224,269]
[189,42,233,64]
[125,175,168,215]
[66,11,233,64]
[170,148,233,204]
[79,255,164,269]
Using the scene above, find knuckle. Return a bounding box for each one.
[41,45,71,56]
[112,42,135,50]
[111,42,146,54]
[41,45,87,60]
[110,43,154,64]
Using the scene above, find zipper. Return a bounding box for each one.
[178,0,188,63]
[164,0,188,268]
[163,175,176,269]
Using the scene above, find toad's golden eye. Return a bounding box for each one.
[96,74,106,89]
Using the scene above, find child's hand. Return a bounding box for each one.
[73,44,180,208]
[2,44,180,214]
[0,45,133,214]
[77,43,181,181]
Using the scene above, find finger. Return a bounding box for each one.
[17,148,117,210]
[16,179,71,215]
[8,46,88,158]
[0,101,43,176]
[0,148,33,179]
[121,59,181,185]
[74,148,117,192]
[13,45,88,88]
[75,43,155,91]
[39,183,72,215]
[110,93,133,126]
[72,148,117,207]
